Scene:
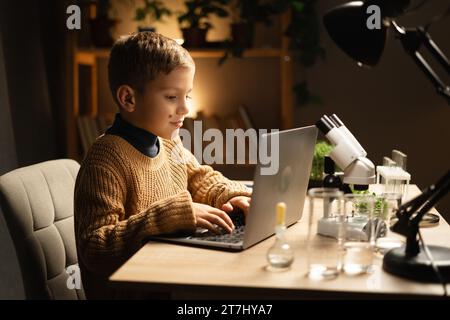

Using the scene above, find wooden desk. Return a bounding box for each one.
[109,185,450,299]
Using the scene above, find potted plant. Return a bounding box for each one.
[221,0,325,106]
[89,0,119,47]
[134,0,172,32]
[217,0,275,64]
[229,0,274,49]
[309,141,333,188]
[177,0,229,48]
[282,0,325,106]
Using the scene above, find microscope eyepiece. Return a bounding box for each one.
[315,116,335,134]
[330,114,344,127]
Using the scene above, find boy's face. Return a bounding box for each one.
[128,66,194,140]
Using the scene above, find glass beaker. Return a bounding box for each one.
[306,188,345,280]
[374,193,405,255]
[342,193,375,275]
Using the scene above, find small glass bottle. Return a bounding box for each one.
[266,202,294,271]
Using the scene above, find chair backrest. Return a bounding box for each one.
[0,159,85,299]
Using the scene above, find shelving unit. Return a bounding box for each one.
[69,14,293,161]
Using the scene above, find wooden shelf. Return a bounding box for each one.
[75,48,110,61]
[189,48,283,58]
[75,47,284,60]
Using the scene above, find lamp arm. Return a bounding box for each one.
[392,183,432,238]
[410,170,450,227]
[392,170,450,256]
[412,51,450,103]
[392,21,450,104]
[418,27,450,74]
[404,171,450,256]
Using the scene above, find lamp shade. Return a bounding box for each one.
[323,1,388,66]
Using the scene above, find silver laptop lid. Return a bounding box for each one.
[242,125,318,249]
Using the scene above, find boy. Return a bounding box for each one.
[74,32,252,299]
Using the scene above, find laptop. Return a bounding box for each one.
[150,125,318,251]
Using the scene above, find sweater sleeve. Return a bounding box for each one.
[175,139,252,208]
[74,164,196,274]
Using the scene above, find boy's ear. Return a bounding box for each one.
[117,85,136,112]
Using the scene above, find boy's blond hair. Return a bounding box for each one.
[108,32,194,105]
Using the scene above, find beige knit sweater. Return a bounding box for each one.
[74,134,251,298]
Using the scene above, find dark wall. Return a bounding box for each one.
[295,0,450,221]
[0,3,17,175]
[0,1,25,299]
[0,0,58,166]
[39,0,75,158]
[0,0,72,299]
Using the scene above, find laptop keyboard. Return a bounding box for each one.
[190,225,245,243]
[189,211,246,244]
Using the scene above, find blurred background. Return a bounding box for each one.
[0,0,449,298]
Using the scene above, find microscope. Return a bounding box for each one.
[315,114,378,240]
[316,114,376,189]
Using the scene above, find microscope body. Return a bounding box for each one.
[315,114,377,239]
[317,114,376,188]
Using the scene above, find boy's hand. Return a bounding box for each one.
[221,196,251,216]
[192,202,234,234]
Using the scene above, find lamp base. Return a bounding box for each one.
[383,245,450,283]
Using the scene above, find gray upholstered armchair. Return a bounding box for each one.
[0,159,85,299]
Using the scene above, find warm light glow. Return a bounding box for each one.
[187,97,198,118]
[174,38,184,45]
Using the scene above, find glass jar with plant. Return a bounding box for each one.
[177,0,229,48]
[133,0,172,32]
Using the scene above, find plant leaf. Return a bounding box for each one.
[135,8,147,21]
[291,1,305,12]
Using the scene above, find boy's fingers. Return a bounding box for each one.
[194,204,233,233]
[240,199,250,210]
[232,199,250,213]
[196,218,221,235]
[208,207,234,229]
[199,214,231,234]
[208,214,233,233]
[214,210,235,230]
[221,202,233,213]
[230,196,250,207]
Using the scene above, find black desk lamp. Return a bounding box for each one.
[323,0,450,104]
[323,0,450,284]
[384,170,450,283]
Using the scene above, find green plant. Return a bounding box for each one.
[310,141,333,181]
[219,0,276,64]
[284,0,324,107]
[283,0,324,66]
[134,0,172,26]
[177,0,229,30]
[351,189,388,220]
[229,0,274,24]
